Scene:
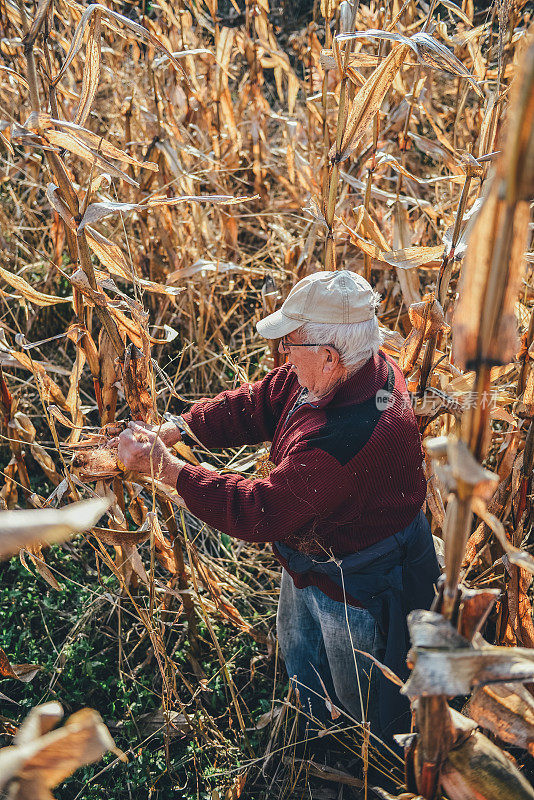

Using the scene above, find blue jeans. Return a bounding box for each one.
[277,569,386,736]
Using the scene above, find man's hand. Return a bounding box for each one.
[132,419,182,447]
[117,422,184,486]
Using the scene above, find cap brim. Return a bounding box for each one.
[256,309,301,339]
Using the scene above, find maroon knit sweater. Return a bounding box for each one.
[177,350,427,605]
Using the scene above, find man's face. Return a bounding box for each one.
[278,329,326,392]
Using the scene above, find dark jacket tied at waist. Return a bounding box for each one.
[274,509,440,739]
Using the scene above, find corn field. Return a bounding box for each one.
[0,0,533,797]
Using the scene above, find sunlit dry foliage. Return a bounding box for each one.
[0,0,533,796]
[0,702,120,799]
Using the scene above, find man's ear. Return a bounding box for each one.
[324,347,338,370]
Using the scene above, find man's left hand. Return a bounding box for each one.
[117,422,184,486]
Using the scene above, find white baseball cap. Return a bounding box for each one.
[256,270,376,339]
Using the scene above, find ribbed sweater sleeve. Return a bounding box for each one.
[180,364,295,448]
[176,445,356,543]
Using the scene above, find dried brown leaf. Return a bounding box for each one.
[51,4,189,91]
[333,44,410,161]
[466,683,534,753]
[52,121,158,171]
[43,130,140,187]
[441,728,534,800]
[0,266,71,307]
[74,10,102,127]
[382,245,444,270]
[404,611,534,699]
[0,704,118,792]
[0,649,40,683]
[20,547,62,591]
[0,499,111,559]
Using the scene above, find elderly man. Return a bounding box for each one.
[118,270,439,742]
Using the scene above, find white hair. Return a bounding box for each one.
[298,290,384,370]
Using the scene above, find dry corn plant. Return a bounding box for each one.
[0,500,119,799]
[0,701,121,800]
[0,0,533,796]
[388,29,534,800]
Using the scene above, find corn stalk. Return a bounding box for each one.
[403,34,534,800]
[324,0,359,269]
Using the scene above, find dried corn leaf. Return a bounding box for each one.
[0,648,40,683]
[29,443,61,485]
[0,704,118,793]
[78,195,257,231]
[0,498,111,559]
[0,65,29,90]
[333,44,410,161]
[8,352,69,408]
[471,497,534,574]
[52,120,158,171]
[51,3,189,89]
[382,246,444,270]
[466,683,534,754]
[453,38,534,370]
[26,0,53,44]
[0,266,71,307]
[458,589,499,640]
[320,49,383,70]
[410,32,482,96]
[19,546,58,591]
[441,728,534,800]
[92,526,148,546]
[45,184,76,231]
[353,205,390,249]
[84,229,130,278]
[337,30,481,94]
[404,611,534,699]
[73,10,102,127]
[15,702,63,745]
[408,131,459,169]
[147,513,177,573]
[39,130,140,187]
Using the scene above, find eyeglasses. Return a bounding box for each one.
[279,336,338,354]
